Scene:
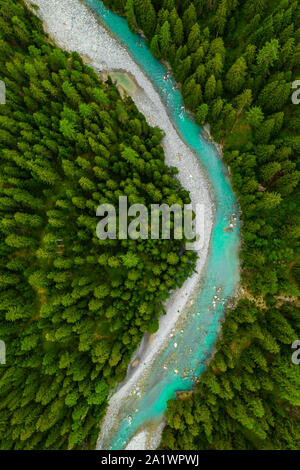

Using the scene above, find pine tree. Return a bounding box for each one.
[125,0,138,32]
[196,103,209,125]
[246,106,264,128]
[204,74,216,101]
[150,35,161,59]
[159,21,172,59]
[174,18,184,46]
[183,3,197,35]
[225,57,247,95]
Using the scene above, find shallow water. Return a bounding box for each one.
[105,71,137,94]
[84,0,240,450]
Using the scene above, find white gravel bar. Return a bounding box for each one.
[28,0,214,449]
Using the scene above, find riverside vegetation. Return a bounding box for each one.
[0,0,198,449]
[101,0,300,450]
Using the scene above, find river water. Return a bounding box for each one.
[83,0,241,450]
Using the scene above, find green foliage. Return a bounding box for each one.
[0,0,197,450]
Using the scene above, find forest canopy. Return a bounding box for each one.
[0,0,197,449]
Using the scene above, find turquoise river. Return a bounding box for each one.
[84,0,241,450]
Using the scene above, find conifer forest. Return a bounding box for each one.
[0,0,299,453]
